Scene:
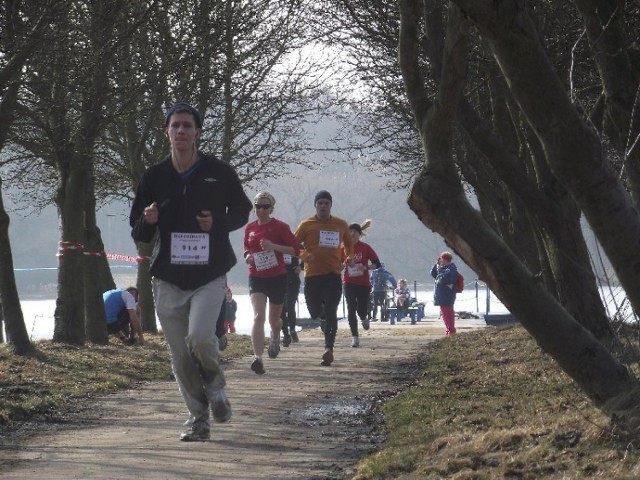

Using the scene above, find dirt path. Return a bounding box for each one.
[0,318,485,479]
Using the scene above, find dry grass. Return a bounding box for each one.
[353,325,640,479]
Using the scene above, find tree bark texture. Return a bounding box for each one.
[53,155,87,346]
[84,174,113,345]
[457,98,613,340]
[400,0,640,432]
[450,0,640,324]
[573,0,640,208]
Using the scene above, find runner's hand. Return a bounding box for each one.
[144,202,158,224]
[197,211,212,232]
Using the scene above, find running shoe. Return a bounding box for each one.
[290,331,299,343]
[351,336,359,348]
[180,421,210,441]
[361,317,370,331]
[282,334,292,347]
[251,357,266,374]
[268,338,280,359]
[321,349,334,366]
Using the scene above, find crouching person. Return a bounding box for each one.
[103,287,144,345]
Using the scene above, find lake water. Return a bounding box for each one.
[15,287,508,341]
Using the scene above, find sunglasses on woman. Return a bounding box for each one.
[254,203,271,209]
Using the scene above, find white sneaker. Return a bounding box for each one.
[351,336,360,348]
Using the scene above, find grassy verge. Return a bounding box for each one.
[353,325,640,479]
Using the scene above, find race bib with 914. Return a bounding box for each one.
[170,232,209,265]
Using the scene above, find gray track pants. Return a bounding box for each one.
[153,276,227,424]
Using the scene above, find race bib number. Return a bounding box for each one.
[348,265,363,277]
[253,250,278,271]
[283,254,292,265]
[319,230,340,248]
[170,232,209,265]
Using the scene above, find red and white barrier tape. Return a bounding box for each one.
[106,253,150,263]
[56,243,149,263]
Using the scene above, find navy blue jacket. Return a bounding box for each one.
[430,262,457,306]
[130,153,252,290]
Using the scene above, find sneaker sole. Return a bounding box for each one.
[179,433,210,442]
[180,428,210,442]
[321,350,334,366]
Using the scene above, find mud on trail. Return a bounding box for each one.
[0,322,463,479]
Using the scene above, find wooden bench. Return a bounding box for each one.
[386,306,419,323]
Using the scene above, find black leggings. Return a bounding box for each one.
[280,283,300,334]
[304,273,342,350]
[343,283,370,336]
[372,291,387,319]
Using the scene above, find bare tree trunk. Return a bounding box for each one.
[0,53,32,354]
[400,0,640,433]
[84,173,113,344]
[0,179,32,354]
[135,240,157,333]
[53,156,87,346]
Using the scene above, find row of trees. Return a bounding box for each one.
[394,1,640,433]
[0,0,330,352]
